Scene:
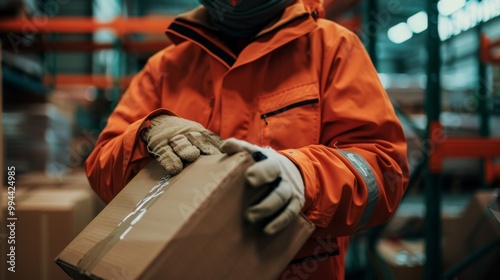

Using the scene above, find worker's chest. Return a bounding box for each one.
[159,44,322,150]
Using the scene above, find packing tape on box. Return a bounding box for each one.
[77,175,171,276]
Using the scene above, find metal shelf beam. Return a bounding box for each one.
[0,16,174,35]
[43,74,133,89]
[2,41,170,52]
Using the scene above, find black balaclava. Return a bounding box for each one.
[199,0,295,39]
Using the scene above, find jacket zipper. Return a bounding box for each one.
[261,98,319,125]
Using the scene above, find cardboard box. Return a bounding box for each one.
[381,198,463,244]
[16,169,106,217]
[443,191,500,279]
[376,238,424,280]
[56,153,315,280]
[1,187,95,280]
[17,169,90,187]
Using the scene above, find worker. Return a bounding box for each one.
[85,0,409,279]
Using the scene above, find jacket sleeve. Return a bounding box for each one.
[281,28,409,237]
[85,51,173,203]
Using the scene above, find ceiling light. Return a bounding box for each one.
[388,23,413,44]
[438,0,466,16]
[407,11,428,33]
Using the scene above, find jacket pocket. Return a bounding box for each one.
[255,82,320,149]
[261,98,319,123]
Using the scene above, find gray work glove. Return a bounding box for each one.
[220,138,305,235]
[142,115,223,175]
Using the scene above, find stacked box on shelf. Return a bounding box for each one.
[373,193,468,280]
[443,191,500,279]
[376,238,424,280]
[16,169,106,216]
[0,187,95,280]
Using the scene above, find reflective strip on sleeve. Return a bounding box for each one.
[338,151,379,231]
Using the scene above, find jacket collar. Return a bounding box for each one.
[165,1,317,69]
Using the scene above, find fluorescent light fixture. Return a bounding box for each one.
[407,11,428,33]
[388,23,413,44]
[438,0,466,16]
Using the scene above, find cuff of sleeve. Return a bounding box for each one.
[123,108,177,170]
[138,109,177,142]
[279,149,318,213]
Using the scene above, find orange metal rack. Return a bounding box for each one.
[0,16,174,89]
[0,16,174,35]
[481,35,500,64]
[428,122,500,175]
[43,75,133,89]
[2,41,170,52]
[429,35,500,185]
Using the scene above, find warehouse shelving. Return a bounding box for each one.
[428,124,500,180]
[424,1,500,277]
[42,74,133,89]
[0,16,170,90]
[438,32,500,279]
[361,1,500,279]
[2,41,169,52]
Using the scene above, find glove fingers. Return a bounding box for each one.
[156,145,183,175]
[263,198,301,235]
[245,159,281,187]
[169,135,200,162]
[245,185,292,223]
[186,131,221,155]
[220,138,258,155]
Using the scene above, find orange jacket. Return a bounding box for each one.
[85,1,409,279]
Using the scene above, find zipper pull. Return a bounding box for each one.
[262,115,269,125]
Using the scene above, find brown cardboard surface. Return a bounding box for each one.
[16,170,105,217]
[56,153,315,280]
[1,187,94,280]
[443,191,500,279]
[17,169,90,187]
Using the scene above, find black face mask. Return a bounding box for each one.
[199,0,295,39]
